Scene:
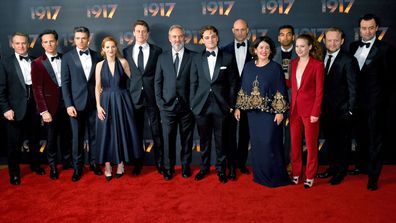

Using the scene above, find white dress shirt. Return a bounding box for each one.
[354,37,375,70]
[46,52,62,87]
[324,49,340,74]
[133,42,150,70]
[15,53,32,85]
[234,39,248,76]
[172,47,184,76]
[77,48,92,80]
[206,47,218,80]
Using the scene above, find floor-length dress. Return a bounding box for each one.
[96,59,143,164]
[237,60,290,187]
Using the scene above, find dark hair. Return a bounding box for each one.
[296,33,323,61]
[39,29,58,41]
[73,26,90,37]
[199,25,218,39]
[100,36,122,58]
[250,36,276,60]
[133,20,150,32]
[324,27,345,39]
[359,13,380,27]
[11,32,29,43]
[278,25,295,35]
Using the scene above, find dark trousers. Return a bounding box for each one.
[6,94,41,177]
[355,108,385,182]
[45,104,72,168]
[69,106,97,170]
[135,105,163,166]
[195,95,227,173]
[160,104,194,171]
[322,111,352,175]
[226,109,249,169]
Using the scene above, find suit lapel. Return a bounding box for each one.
[12,57,26,90]
[211,51,222,81]
[201,53,211,82]
[299,58,312,89]
[128,44,141,76]
[88,49,97,80]
[364,42,379,67]
[70,49,85,81]
[178,50,189,78]
[42,55,59,85]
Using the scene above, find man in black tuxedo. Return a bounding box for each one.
[61,26,103,182]
[31,30,72,180]
[349,14,396,190]
[317,27,358,185]
[0,32,45,185]
[221,18,252,179]
[123,20,163,175]
[154,25,195,180]
[190,25,238,183]
[273,25,297,170]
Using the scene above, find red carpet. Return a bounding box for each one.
[0,165,395,223]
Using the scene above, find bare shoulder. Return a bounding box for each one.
[119,58,128,66]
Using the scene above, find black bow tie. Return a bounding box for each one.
[359,42,371,48]
[19,55,29,61]
[79,50,89,56]
[51,55,60,62]
[237,42,246,48]
[205,51,216,57]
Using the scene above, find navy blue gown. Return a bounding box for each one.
[238,60,290,187]
[96,59,143,164]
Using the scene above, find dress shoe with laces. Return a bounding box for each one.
[228,167,237,181]
[328,173,345,185]
[49,167,59,180]
[181,166,191,178]
[31,166,46,176]
[218,172,228,184]
[10,175,21,185]
[367,179,378,191]
[163,169,173,181]
[317,168,333,178]
[238,165,250,174]
[194,170,208,181]
[304,179,314,189]
[90,164,103,175]
[72,169,82,182]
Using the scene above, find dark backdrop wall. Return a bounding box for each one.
[0,0,395,164]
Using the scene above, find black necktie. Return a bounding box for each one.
[174,52,179,76]
[359,41,370,48]
[51,55,60,62]
[205,51,216,57]
[138,46,144,72]
[237,42,246,48]
[325,55,333,74]
[19,55,29,61]
[79,50,89,56]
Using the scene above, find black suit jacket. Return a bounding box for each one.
[31,53,63,116]
[123,43,162,109]
[222,40,253,78]
[154,48,195,112]
[61,49,101,111]
[322,50,358,116]
[190,49,238,115]
[350,39,395,110]
[0,54,35,121]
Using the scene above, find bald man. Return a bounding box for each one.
[222,18,253,180]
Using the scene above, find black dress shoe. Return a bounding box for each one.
[218,172,228,184]
[90,164,103,175]
[228,167,237,181]
[163,169,173,181]
[181,166,191,178]
[49,167,59,180]
[10,175,21,185]
[132,164,142,176]
[155,164,164,174]
[367,179,378,191]
[195,170,208,181]
[238,165,250,174]
[31,166,46,176]
[328,173,345,185]
[317,168,333,179]
[72,169,82,182]
[348,168,367,175]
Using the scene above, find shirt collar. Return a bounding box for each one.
[172,47,184,55]
[206,47,218,55]
[281,45,293,53]
[362,36,376,44]
[326,48,340,58]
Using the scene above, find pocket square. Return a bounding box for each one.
[220,66,227,70]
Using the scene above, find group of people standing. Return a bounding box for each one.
[0,14,394,191]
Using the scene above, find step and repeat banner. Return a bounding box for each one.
[0,0,395,164]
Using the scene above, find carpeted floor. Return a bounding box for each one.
[0,165,395,223]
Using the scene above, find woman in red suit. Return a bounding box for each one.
[288,33,324,188]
